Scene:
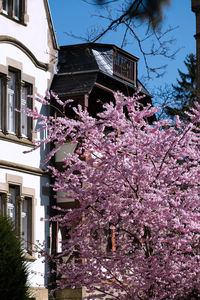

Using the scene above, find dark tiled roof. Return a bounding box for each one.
[51,43,151,98]
[51,71,151,99]
[51,72,98,96]
[137,80,152,97]
[58,46,99,73]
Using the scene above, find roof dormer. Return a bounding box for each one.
[57,43,138,86]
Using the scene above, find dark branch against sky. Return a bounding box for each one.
[49,0,195,90]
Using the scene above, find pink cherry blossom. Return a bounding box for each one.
[29,91,200,299]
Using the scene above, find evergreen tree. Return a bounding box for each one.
[0,216,29,300]
[166,54,197,120]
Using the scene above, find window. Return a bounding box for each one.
[2,0,8,13]
[21,83,32,138]
[14,0,20,19]
[8,186,33,252]
[57,227,62,253]
[0,74,6,131]
[0,68,33,139]
[104,225,116,253]
[21,197,32,250]
[8,186,17,226]
[0,77,2,130]
[0,193,7,216]
[2,0,24,21]
[8,71,17,134]
[113,51,136,83]
[0,194,2,215]
[21,85,28,136]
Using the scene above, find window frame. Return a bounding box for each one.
[8,185,19,229]
[2,0,9,15]
[0,67,33,141]
[7,69,18,134]
[113,50,136,84]
[2,0,25,22]
[0,194,2,215]
[21,196,32,251]
[5,185,33,253]
[0,73,7,132]
[0,77,2,131]
[0,175,36,258]
[21,82,33,139]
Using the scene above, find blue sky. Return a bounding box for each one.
[49,0,195,92]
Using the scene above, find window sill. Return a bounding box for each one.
[0,131,34,147]
[0,12,27,26]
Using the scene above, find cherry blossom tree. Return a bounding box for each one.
[29,91,200,299]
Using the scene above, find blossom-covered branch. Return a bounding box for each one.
[30,91,200,299]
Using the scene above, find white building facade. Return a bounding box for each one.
[0,1,58,299]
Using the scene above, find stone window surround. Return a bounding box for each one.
[0,57,37,145]
[0,0,29,25]
[0,173,36,260]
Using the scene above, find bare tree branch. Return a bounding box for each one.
[65,0,177,79]
[82,0,119,5]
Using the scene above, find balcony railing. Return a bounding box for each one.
[113,51,136,84]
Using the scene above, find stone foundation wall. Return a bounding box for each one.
[29,287,48,300]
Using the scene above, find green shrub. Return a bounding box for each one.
[0,216,29,300]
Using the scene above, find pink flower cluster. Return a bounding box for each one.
[30,91,200,299]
